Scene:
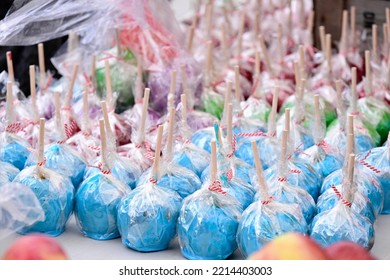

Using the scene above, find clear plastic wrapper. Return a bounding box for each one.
[298,98,343,178]
[95,50,136,114]
[85,153,143,190]
[13,166,74,236]
[0,182,45,239]
[186,110,218,132]
[264,157,322,201]
[173,142,210,177]
[321,165,384,216]
[117,179,182,252]
[316,186,376,223]
[0,132,31,170]
[66,131,100,164]
[237,199,308,258]
[0,161,19,182]
[25,143,87,189]
[177,182,242,260]
[361,143,390,214]
[200,88,224,120]
[191,127,214,153]
[357,97,390,145]
[137,160,201,199]
[240,96,271,126]
[310,199,375,250]
[75,171,131,240]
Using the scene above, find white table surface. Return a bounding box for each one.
[1,213,390,260]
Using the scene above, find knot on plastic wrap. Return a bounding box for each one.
[149,177,157,185]
[208,179,226,195]
[331,185,352,207]
[89,162,111,175]
[82,72,95,93]
[5,122,25,134]
[136,141,154,161]
[41,74,53,91]
[261,196,275,205]
[277,177,287,183]
[37,157,46,167]
[317,139,332,154]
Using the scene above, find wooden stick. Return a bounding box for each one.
[387,8,390,45]
[319,26,326,53]
[268,86,279,134]
[299,45,305,79]
[227,103,233,146]
[383,24,389,59]
[251,141,269,198]
[372,24,378,62]
[347,114,354,136]
[91,55,96,89]
[284,108,291,132]
[38,43,46,90]
[258,35,274,76]
[115,29,122,57]
[99,119,108,166]
[294,61,301,90]
[169,69,177,95]
[211,140,217,182]
[281,129,288,163]
[6,81,14,124]
[187,25,195,52]
[6,52,14,83]
[350,6,356,49]
[205,3,213,40]
[180,64,189,96]
[351,67,357,111]
[65,64,79,107]
[340,10,348,54]
[346,133,354,162]
[335,79,342,107]
[206,40,213,87]
[137,88,150,144]
[68,31,77,53]
[314,94,321,128]
[298,78,306,100]
[152,125,164,180]
[299,0,305,28]
[254,10,260,40]
[37,118,45,178]
[365,50,373,95]
[278,24,284,61]
[54,91,61,124]
[346,153,356,202]
[308,10,315,45]
[101,100,112,137]
[326,34,332,74]
[234,65,241,101]
[104,60,113,106]
[29,65,39,121]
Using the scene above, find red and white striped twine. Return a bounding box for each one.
[261,196,275,205]
[331,185,352,207]
[149,177,157,185]
[277,177,287,183]
[88,162,111,175]
[359,160,381,174]
[317,139,332,154]
[37,157,46,167]
[5,122,25,134]
[208,179,226,195]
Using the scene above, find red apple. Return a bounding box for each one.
[2,234,68,260]
[249,233,330,260]
[325,241,376,260]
